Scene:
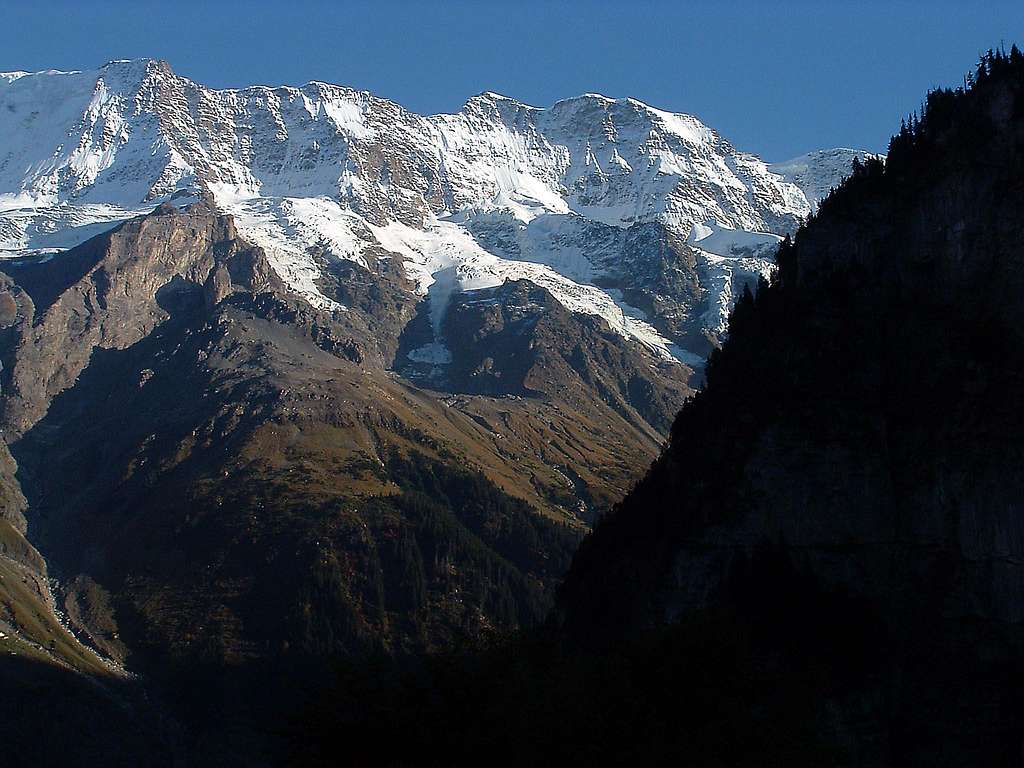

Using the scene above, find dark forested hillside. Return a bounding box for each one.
[555,48,1024,763]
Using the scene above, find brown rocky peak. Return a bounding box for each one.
[0,205,280,436]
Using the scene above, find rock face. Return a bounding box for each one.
[442,280,689,435]
[560,55,1024,763]
[0,203,279,436]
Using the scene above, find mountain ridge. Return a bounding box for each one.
[0,57,870,367]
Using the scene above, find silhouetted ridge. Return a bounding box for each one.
[555,49,1024,764]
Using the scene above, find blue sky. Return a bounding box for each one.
[2,0,1022,160]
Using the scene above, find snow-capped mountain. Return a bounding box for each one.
[770,148,884,208]
[0,59,867,364]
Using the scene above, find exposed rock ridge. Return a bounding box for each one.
[0,203,280,436]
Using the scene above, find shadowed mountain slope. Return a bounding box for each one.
[558,49,1024,764]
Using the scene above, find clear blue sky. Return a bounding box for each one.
[2,0,1022,160]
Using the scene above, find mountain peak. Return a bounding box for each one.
[770,148,883,207]
[0,56,862,365]
[95,57,173,87]
[99,57,152,67]
[460,90,540,113]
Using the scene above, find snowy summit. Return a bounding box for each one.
[0,58,870,363]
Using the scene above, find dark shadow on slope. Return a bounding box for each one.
[390,295,437,378]
[0,654,173,768]
[11,291,265,567]
[289,557,883,767]
[0,233,112,318]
